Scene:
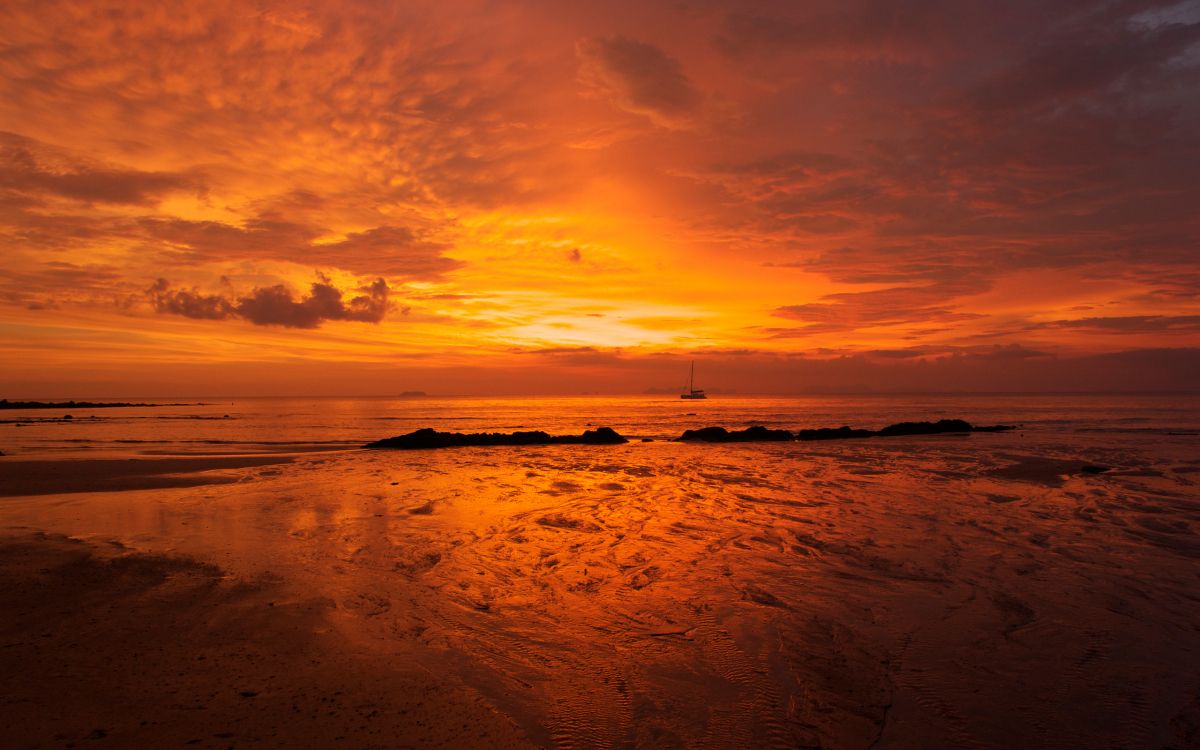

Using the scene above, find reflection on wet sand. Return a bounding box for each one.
[2,430,1199,748]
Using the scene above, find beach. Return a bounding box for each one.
[2,395,1199,748]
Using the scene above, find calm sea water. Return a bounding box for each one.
[2,393,1198,458]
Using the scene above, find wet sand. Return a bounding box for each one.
[0,533,529,749]
[0,456,296,497]
[1,430,1199,748]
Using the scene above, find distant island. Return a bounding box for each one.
[0,400,190,409]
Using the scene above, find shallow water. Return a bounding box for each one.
[2,392,1198,458]
[2,394,1199,748]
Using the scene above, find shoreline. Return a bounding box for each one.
[0,400,203,410]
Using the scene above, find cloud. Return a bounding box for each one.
[845,343,1052,360]
[147,278,235,320]
[713,4,964,63]
[576,36,700,127]
[772,279,989,335]
[0,132,196,205]
[319,227,463,278]
[1036,315,1200,333]
[967,16,1200,114]
[0,260,127,309]
[140,219,460,279]
[149,276,390,329]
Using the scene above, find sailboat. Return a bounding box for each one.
[680,360,707,399]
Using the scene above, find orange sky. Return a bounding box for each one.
[2,0,1199,395]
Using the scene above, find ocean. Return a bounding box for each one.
[3,392,1198,458]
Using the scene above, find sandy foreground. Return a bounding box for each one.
[1,432,1199,749]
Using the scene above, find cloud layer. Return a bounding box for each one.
[0,0,1197,392]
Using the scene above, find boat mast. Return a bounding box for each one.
[689,360,695,392]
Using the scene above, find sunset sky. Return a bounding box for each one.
[2,0,1198,395]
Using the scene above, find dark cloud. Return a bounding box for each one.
[1037,315,1200,333]
[149,276,390,329]
[785,243,988,285]
[139,218,317,263]
[850,343,1053,360]
[713,151,854,181]
[147,278,235,320]
[772,280,989,335]
[864,348,931,359]
[968,16,1200,114]
[576,36,700,126]
[138,218,461,279]
[713,3,968,62]
[0,132,196,205]
[0,260,126,308]
[319,227,463,278]
[496,344,1199,393]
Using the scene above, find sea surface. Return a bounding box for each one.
[2,394,1199,748]
[2,392,1198,458]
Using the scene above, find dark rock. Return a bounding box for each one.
[731,426,791,441]
[1080,464,1110,474]
[364,426,627,450]
[876,419,973,437]
[799,420,1016,442]
[796,426,875,441]
[678,426,730,442]
[738,425,794,441]
[369,419,1013,449]
[578,427,627,444]
[678,425,793,442]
